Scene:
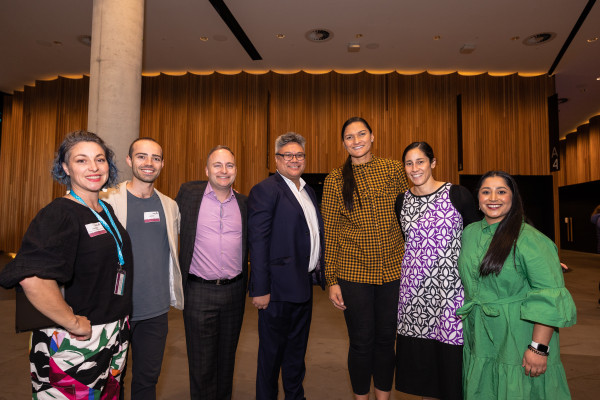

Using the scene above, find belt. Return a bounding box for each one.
[188,273,243,286]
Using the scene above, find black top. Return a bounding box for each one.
[395,184,481,231]
[0,197,133,325]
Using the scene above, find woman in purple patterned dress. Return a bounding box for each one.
[394,142,479,400]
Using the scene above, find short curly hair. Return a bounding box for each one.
[51,130,119,188]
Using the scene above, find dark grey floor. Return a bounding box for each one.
[0,250,598,399]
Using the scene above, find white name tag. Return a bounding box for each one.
[85,222,107,237]
[144,211,160,223]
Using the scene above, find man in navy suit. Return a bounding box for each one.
[248,132,325,400]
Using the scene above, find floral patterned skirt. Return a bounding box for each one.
[29,316,129,399]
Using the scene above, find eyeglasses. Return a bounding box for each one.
[275,152,305,161]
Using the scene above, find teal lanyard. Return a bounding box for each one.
[70,191,125,266]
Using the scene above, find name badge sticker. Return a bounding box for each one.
[85,222,107,237]
[144,211,160,223]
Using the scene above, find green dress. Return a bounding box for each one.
[457,220,576,400]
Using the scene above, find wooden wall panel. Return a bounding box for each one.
[590,116,600,182]
[52,76,90,199]
[459,74,554,175]
[0,93,25,252]
[0,72,560,252]
[565,132,578,185]
[557,114,600,187]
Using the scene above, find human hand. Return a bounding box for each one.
[522,348,548,377]
[67,315,92,341]
[329,285,346,310]
[560,263,568,271]
[252,294,271,310]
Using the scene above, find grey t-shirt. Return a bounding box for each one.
[127,190,171,321]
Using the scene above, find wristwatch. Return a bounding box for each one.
[531,341,550,354]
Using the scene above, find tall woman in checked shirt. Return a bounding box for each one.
[322,117,409,400]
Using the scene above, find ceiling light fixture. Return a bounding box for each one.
[510,36,520,41]
[199,36,209,41]
[433,35,441,40]
[522,32,556,46]
[348,43,360,52]
[276,34,285,39]
[77,35,91,46]
[459,44,476,54]
[587,37,598,43]
[305,29,333,43]
[355,34,363,39]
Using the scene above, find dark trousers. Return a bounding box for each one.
[184,277,246,400]
[338,279,400,395]
[256,295,313,400]
[126,312,169,400]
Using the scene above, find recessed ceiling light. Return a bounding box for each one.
[355,34,363,39]
[596,76,600,81]
[510,36,520,41]
[587,37,599,43]
[459,44,476,54]
[199,36,209,42]
[305,29,333,43]
[348,43,360,52]
[433,35,441,40]
[522,32,556,46]
[276,34,285,39]
[53,41,63,46]
[77,35,91,46]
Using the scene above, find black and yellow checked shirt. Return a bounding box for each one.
[322,156,409,286]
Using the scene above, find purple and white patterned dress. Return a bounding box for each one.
[397,183,464,345]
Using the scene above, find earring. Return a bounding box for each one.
[102,187,108,193]
[66,189,71,195]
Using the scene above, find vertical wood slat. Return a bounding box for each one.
[557,115,600,187]
[589,116,600,183]
[0,72,574,252]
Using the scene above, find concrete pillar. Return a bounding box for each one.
[88,0,145,180]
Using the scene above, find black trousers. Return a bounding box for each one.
[338,279,400,395]
[183,277,246,400]
[127,312,169,400]
[256,294,313,400]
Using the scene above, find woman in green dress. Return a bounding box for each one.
[457,171,576,399]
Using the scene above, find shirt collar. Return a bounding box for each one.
[277,171,306,191]
[204,181,235,201]
[480,217,500,234]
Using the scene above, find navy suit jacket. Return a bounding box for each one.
[175,181,248,291]
[248,173,325,303]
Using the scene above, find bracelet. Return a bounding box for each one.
[527,344,549,357]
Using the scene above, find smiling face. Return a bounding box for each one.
[205,148,237,192]
[342,121,374,164]
[478,176,513,224]
[275,142,306,183]
[127,139,164,184]
[404,148,436,188]
[62,141,109,197]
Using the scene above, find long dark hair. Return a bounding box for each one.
[477,171,524,276]
[341,117,372,211]
[402,141,435,163]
